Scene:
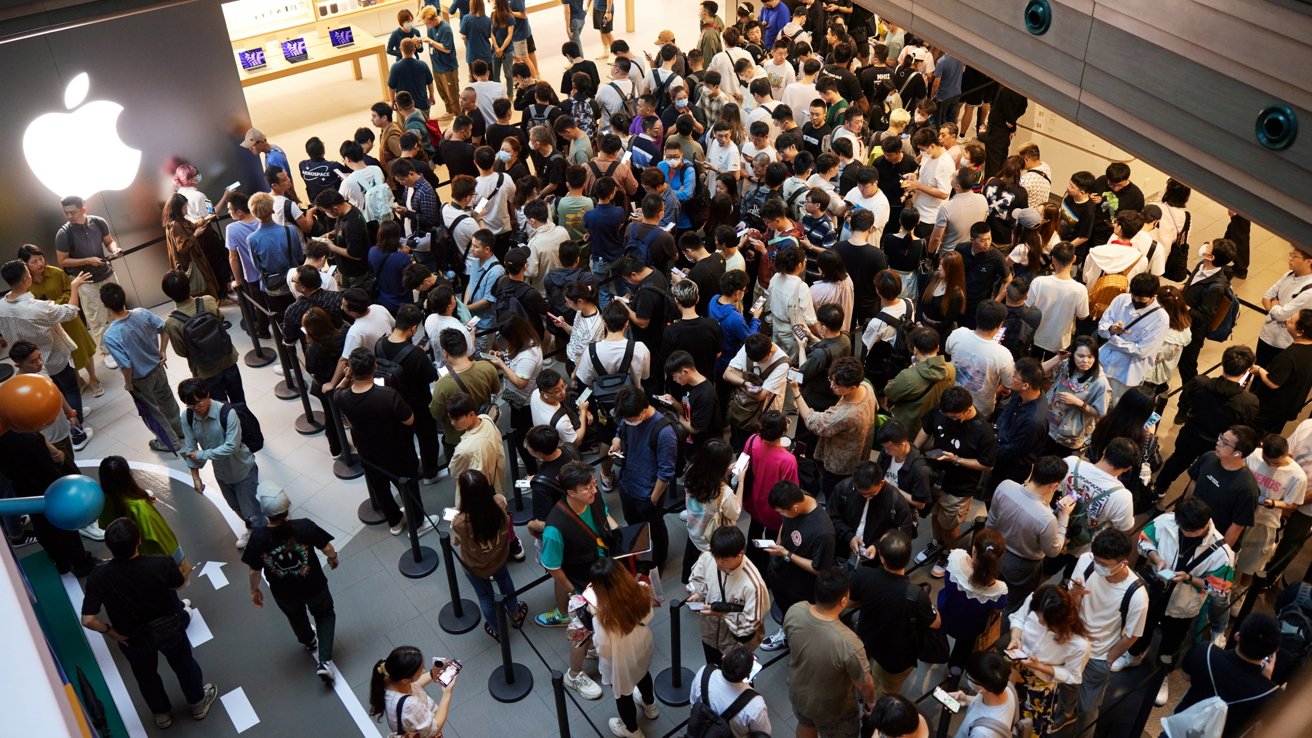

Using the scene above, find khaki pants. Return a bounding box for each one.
[79,273,117,356]
[134,365,183,445]
[435,70,460,115]
[870,658,912,698]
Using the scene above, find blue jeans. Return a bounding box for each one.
[218,465,265,528]
[464,563,519,629]
[205,362,246,404]
[591,257,615,309]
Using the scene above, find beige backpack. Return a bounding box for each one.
[1088,254,1144,319]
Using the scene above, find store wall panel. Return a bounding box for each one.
[0,0,255,306]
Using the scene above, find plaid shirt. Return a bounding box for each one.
[0,292,78,373]
[404,177,440,235]
[282,288,345,342]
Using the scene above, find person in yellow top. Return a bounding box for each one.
[17,244,103,396]
[97,456,189,576]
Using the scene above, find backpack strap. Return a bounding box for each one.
[550,404,579,431]
[589,341,607,378]
[1122,304,1163,332]
[752,355,788,384]
[720,685,760,722]
[1118,576,1143,632]
[968,717,1013,738]
[394,694,410,734]
[699,666,715,707]
[618,338,635,375]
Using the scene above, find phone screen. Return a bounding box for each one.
[787,368,804,384]
[437,660,462,686]
[685,601,705,612]
[577,387,593,405]
[475,197,490,212]
[225,180,241,191]
[752,539,775,548]
[933,687,961,713]
[751,296,767,311]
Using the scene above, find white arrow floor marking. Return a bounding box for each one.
[198,560,229,590]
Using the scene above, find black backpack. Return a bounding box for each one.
[1274,582,1312,684]
[650,68,678,115]
[863,299,914,388]
[685,667,758,738]
[373,336,417,389]
[1000,306,1037,361]
[588,339,636,411]
[170,299,233,368]
[187,402,264,453]
[431,211,471,278]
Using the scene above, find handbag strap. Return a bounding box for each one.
[555,499,608,550]
[394,694,410,734]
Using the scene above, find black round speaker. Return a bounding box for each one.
[1024,0,1053,36]
[1255,104,1298,151]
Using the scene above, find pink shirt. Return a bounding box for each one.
[742,434,798,532]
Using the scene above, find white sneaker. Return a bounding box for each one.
[79,522,106,541]
[390,519,408,536]
[678,509,689,522]
[236,530,251,550]
[1111,651,1144,672]
[760,630,788,651]
[71,427,94,451]
[632,687,659,719]
[1213,632,1228,649]
[1154,681,1170,707]
[103,354,119,370]
[608,717,644,737]
[273,364,285,376]
[930,563,946,579]
[317,660,336,684]
[564,669,603,700]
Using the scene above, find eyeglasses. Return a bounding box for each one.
[1217,434,1235,449]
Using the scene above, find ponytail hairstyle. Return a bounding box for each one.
[969,529,1006,589]
[368,646,424,719]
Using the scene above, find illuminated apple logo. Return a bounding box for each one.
[23,73,142,199]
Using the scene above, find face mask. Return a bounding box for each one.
[666,158,682,167]
[496,150,512,163]
[402,22,413,31]
[914,113,927,123]
[675,98,689,109]
[1093,562,1117,577]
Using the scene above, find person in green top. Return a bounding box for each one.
[98,456,188,575]
[818,77,849,129]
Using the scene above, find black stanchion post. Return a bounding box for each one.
[267,318,299,400]
[488,593,533,702]
[237,289,277,368]
[438,530,479,633]
[283,338,325,435]
[654,600,693,706]
[550,670,570,738]
[323,392,365,481]
[396,478,438,578]
[510,479,532,526]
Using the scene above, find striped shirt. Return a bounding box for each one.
[0,291,78,373]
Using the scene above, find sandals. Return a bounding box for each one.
[511,602,528,629]
[484,620,500,641]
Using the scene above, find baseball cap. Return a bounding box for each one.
[257,482,290,517]
[1141,204,1163,222]
[909,48,928,62]
[1014,208,1043,229]
[241,128,268,148]
[654,30,675,46]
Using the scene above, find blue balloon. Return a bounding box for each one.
[44,475,105,531]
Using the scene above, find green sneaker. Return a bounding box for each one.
[535,608,569,627]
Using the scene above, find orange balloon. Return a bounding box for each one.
[0,374,63,432]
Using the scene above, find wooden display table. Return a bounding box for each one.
[235,25,388,99]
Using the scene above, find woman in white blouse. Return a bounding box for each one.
[1006,584,1091,736]
[370,646,458,738]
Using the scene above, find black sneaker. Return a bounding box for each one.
[317,661,335,684]
[509,536,526,562]
[304,638,318,653]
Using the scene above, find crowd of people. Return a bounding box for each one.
[3,2,1311,737]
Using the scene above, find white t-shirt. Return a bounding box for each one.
[271,195,304,231]
[832,127,868,164]
[287,266,339,299]
[761,59,796,100]
[952,688,1018,738]
[863,299,912,351]
[1071,551,1149,660]
[944,327,1015,416]
[1259,270,1312,348]
[913,150,955,223]
[1130,230,1166,276]
[1026,275,1090,353]
[574,337,650,386]
[728,345,789,411]
[597,78,636,119]
[1288,419,1312,515]
[339,165,387,211]
[342,306,396,357]
[470,79,505,127]
[780,81,818,124]
[1059,456,1135,539]
[706,140,742,192]
[1246,452,1307,528]
[767,272,816,335]
[475,171,517,235]
[531,389,579,443]
[688,666,771,737]
[500,346,543,407]
[740,141,777,163]
[423,313,473,367]
[841,186,891,239]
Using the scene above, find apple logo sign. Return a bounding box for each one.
[23,72,142,199]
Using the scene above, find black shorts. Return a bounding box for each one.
[526,35,536,54]
[592,9,613,33]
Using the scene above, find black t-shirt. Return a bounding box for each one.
[440,139,478,179]
[531,151,568,195]
[304,328,348,386]
[410,158,441,189]
[1059,195,1099,244]
[560,60,601,97]
[881,231,925,273]
[82,556,185,638]
[531,444,582,520]
[821,64,865,107]
[486,122,528,153]
[859,63,894,108]
[769,502,836,604]
[377,336,439,410]
[982,177,1030,243]
[921,408,998,497]
[687,253,727,315]
[1090,176,1146,245]
[300,158,350,203]
[683,378,724,440]
[334,385,418,474]
[241,519,334,601]
[850,566,935,673]
[1177,644,1277,738]
[627,222,677,274]
[664,316,723,381]
[800,122,832,157]
[836,240,889,325]
[956,242,1011,314]
[631,270,671,348]
[872,154,916,207]
[893,67,927,108]
[1187,452,1258,537]
[838,162,867,201]
[333,208,371,276]
[1253,343,1312,422]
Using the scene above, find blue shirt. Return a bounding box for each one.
[224,219,261,283]
[509,0,531,41]
[445,0,470,16]
[561,0,585,15]
[657,161,696,229]
[388,57,434,104]
[428,22,459,73]
[583,203,628,262]
[368,247,413,313]
[459,13,494,65]
[467,256,504,328]
[759,2,791,48]
[617,412,679,500]
[708,296,760,372]
[247,223,304,293]
[103,308,165,379]
[387,26,421,61]
[265,144,290,177]
[934,54,965,100]
[1097,294,1170,386]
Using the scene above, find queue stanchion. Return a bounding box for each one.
[654,599,693,706]
[510,479,532,526]
[267,317,299,400]
[488,592,533,702]
[550,670,570,738]
[237,289,276,368]
[324,392,364,482]
[395,476,438,578]
[437,529,479,634]
[283,337,324,435]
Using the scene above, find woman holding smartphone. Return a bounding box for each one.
[1005,584,1090,736]
[587,558,658,738]
[369,645,458,738]
[680,440,744,584]
[1041,335,1110,458]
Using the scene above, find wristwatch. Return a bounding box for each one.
[784,551,794,564]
